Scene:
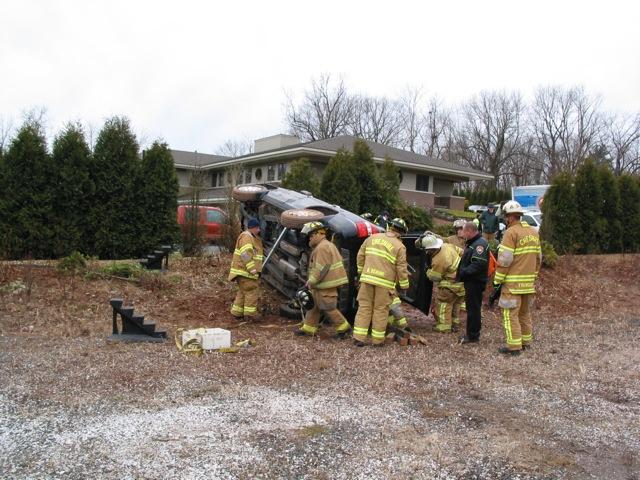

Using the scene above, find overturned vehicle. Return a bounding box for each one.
[231,185,433,321]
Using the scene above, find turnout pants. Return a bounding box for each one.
[387,295,408,329]
[353,283,394,345]
[499,292,533,351]
[300,288,350,335]
[433,287,465,332]
[230,277,259,318]
[464,281,485,340]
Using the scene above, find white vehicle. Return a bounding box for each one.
[521,210,542,231]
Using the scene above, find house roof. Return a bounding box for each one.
[172,149,230,168]
[172,135,493,181]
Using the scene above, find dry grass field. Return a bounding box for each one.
[1,254,639,479]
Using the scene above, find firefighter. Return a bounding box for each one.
[417,233,465,333]
[360,212,374,222]
[353,217,409,346]
[295,221,351,338]
[493,200,542,355]
[228,218,264,319]
[456,221,489,344]
[445,219,467,249]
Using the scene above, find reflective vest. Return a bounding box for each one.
[308,238,348,290]
[427,243,464,294]
[357,232,409,290]
[228,230,264,281]
[494,221,541,294]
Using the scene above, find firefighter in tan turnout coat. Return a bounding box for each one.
[296,222,351,337]
[353,218,410,346]
[494,200,542,355]
[417,233,465,333]
[228,218,264,318]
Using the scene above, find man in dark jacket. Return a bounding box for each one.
[480,204,499,241]
[456,221,489,344]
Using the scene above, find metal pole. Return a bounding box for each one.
[262,227,288,269]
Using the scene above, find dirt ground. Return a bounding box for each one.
[1,254,639,479]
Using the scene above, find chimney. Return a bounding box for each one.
[254,134,300,153]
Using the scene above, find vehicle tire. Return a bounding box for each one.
[280,209,324,228]
[231,185,268,201]
[279,303,303,320]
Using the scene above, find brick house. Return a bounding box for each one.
[173,134,493,211]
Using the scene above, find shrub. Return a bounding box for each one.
[433,224,453,238]
[394,203,433,232]
[56,251,88,275]
[99,262,142,278]
[541,240,558,268]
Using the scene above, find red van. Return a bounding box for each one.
[177,206,227,242]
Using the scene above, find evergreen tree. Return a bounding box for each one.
[598,164,623,253]
[0,119,54,258]
[90,116,140,259]
[281,157,320,195]
[352,139,383,214]
[50,122,94,257]
[136,141,180,254]
[378,158,402,212]
[617,174,640,252]
[574,159,606,253]
[319,149,360,213]
[540,172,579,254]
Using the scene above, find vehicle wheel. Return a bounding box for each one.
[280,209,324,228]
[231,185,268,201]
[279,303,303,320]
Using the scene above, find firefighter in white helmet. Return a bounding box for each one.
[295,221,351,338]
[494,200,542,355]
[228,218,264,319]
[353,218,409,346]
[417,232,465,333]
[445,219,467,250]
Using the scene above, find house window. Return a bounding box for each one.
[277,163,286,180]
[416,174,430,192]
[245,169,252,184]
[255,168,263,181]
[210,172,224,188]
[267,165,275,181]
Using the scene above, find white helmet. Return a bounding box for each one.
[502,200,524,215]
[418,233,443,250]
[453,219,466,229]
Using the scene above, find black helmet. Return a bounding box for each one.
[295,287,314,310]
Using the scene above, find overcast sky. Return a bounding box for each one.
[1,0,639,153]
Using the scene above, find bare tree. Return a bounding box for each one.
[421,96,454,161]
[606,113,640,175]
[216,139,253,157]
[398,86,425,153]
[285,74,354,141]
[455,90,525,187]
[532,86,604,180]
[349,95,403,146]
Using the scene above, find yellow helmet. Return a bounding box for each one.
[301,221,326,236]
[388,217,408,233]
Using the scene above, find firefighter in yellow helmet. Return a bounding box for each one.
[295,221,351,338]
[353,217,409,346]
[494,200,542,355]
[417,233,465,333]
[228,218,264,318]
[445,219,467,250]
[445,219,468,315]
